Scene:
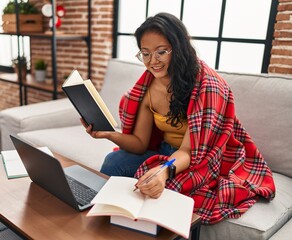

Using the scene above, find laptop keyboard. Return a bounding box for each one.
[66,175,98,206]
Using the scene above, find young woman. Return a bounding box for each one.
[82,12,275,224]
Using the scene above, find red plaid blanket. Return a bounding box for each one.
[119,60,275,224]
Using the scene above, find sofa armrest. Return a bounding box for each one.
[0,98,80,150]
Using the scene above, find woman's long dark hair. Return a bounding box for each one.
[135,12,200,127]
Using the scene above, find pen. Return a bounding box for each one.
[133,158,176,192]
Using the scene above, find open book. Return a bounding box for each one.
[87,176,194,238]
[1,147,53,179]
[62,70,118,131]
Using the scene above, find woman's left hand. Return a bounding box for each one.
[135,166,168,198]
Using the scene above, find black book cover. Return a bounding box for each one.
[62,84,115,131]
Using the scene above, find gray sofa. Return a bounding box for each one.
[0,59,291,240]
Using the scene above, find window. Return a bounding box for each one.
[113,0,278,73]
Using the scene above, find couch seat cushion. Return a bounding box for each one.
[0,98,80,150]
[269,217,292,240]
[18,125,118,171]
[200,172,292,240]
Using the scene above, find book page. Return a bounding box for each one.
[138,189,194,239]
[89,176,145,219]
[1,150,27,178]
[83,80,118,128]
[89,203,136,218]
[62,70,83,87]
[1,147,54,179]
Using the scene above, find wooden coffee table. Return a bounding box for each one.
[0,152,201,239]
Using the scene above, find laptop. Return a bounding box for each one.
[10,135,107,211]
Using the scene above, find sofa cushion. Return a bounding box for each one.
[18,125,118,171]
[219,72,292,178]
[100,59,145,128]
[0,98,80,150]
[200,172,292,240]
[269,217,292,240]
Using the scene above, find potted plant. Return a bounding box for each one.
[12,56,27,81]
[2,0,42,33]
[34,59,47,82]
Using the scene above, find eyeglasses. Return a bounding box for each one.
[135,49,172,63]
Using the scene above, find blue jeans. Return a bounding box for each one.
[100,141,177,177]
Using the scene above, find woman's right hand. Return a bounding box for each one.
[80,118,108,139]
[80,118,89,129]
